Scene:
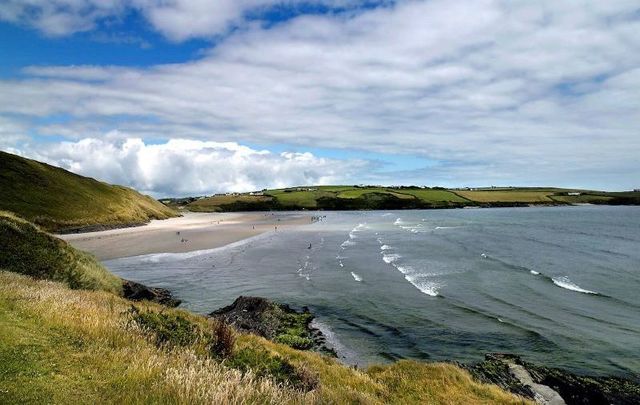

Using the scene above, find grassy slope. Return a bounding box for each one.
[0,211,122,294]
[0,271,529,404]
[0,151,177,232]
[187,185,639,212]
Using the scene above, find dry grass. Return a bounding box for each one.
[0,271,531,404]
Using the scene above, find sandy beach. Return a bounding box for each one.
[59,211,312,260]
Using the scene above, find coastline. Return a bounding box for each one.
[58,211,312,261]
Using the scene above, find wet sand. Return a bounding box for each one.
[58,211,311,260]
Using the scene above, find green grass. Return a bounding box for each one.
[188,195,276,212]
[394,188,470,203]
[0,151,177,232]
[266,190,334,208]
[0,211,122,294]
[0,271,530,404]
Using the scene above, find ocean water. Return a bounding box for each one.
[105,206,640,378]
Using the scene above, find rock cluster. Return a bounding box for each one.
[463,353,640,405]
[122,279,181,307]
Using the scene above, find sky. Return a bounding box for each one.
[0,0,638,197]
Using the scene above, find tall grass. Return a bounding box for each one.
[0,271,530,404]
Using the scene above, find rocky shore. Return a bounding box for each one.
[462,353,640,405]
[199,294,640,404]
[209,296,336,356]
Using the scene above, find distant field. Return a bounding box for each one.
[454,190,557,203]
[184,186,639,212]
[188,195,274,212]
[396,189,470,203]
[336,188,414,200]
[549,194,612,204]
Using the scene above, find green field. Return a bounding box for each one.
[185,186,639,212]
[0,151,177,232]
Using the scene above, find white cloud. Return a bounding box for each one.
[0,0,383,38]
[13,137,369,196]
[0,0,639,189]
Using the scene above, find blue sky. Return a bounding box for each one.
[0,0,638,196]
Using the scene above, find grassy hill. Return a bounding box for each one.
[0,211,122,294]
[185,185,640,212]
[0,151,177,232]
[0,213,527,404]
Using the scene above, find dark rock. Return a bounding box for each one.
[209,296,336,356]
[122,279,181,307]
[463,353,640,404]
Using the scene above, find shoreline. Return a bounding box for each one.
[58,211,312,261]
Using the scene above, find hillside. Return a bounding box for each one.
[0,211,122,294]
[0,214,527,404]
[185,185,640,212]
[0,151,177,232]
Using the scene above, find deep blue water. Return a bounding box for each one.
[105,206,640,378]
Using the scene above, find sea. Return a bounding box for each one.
[104,205,640,378]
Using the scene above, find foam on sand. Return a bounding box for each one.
[552,276,598,294]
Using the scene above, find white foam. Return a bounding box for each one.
[382,253,401,264]
[339,261,344,268]
[480,253,487,258]
[530,270,540,275]
[351,272,363,282]
[394,265,412,274]
[552,276,597,294]
[394,218,403,225]
[340,240,356,249]
[380,244,392,251]
[404,275,440,297]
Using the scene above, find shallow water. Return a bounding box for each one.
[105,206,640,378]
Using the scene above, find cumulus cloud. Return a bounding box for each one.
[1,0,639,189]
[13,137,369,196]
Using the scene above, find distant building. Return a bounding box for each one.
[567,192,581,196]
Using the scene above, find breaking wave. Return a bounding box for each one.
[552,276,598,295]
[382,253,401,264]
[351,272,363,282]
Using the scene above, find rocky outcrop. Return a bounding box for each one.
[209,296,336,356]
[463,353,640,405]
[122,280,181,307]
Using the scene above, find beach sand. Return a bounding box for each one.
[58,211,311,260]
